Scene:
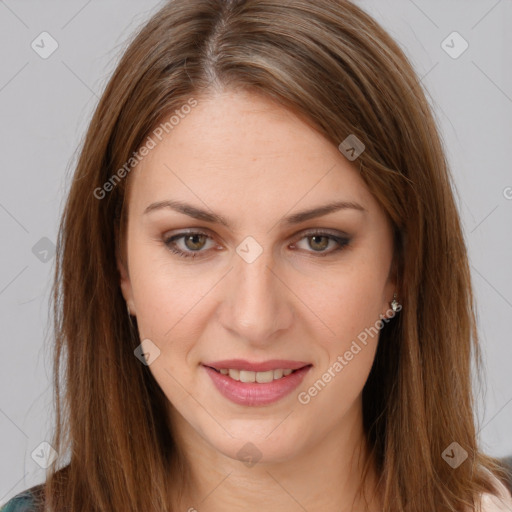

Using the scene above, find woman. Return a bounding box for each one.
[2,0,511,511]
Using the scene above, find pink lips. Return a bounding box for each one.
[201,360,312,406]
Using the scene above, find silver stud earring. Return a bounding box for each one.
[390,293,401,312]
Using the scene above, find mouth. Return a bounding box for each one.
[201,359,312,383]
[201,360,313,406]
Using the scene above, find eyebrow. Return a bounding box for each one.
[143,199,366,227]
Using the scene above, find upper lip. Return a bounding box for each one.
[202,359,312,372]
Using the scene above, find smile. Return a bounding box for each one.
[201,361,313,406]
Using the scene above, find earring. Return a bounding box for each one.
[390,293,401,312]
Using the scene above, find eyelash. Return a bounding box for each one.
[162,229,351,260]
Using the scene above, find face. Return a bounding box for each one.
[118,89,396,465]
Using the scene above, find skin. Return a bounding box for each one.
[118,88,396,511]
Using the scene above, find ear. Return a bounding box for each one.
[381,284,397,320]
[381,246,399,319]
[117,252,136,316]
[115,212,137,316]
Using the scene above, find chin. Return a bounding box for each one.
[197,417,309,466]
[215,435,303,466]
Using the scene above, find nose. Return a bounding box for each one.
[216,245,295,347]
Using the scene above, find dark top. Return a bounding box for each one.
[0,483,43,512]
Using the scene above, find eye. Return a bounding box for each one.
[290,229,351,257]
[162,229,351,260]
[163,230,215,259]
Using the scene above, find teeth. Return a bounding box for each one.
[218,368,298,382]
[228,369,240,381]
[256,370,274,383]
[240,370,256,383]
[273,369,283,379]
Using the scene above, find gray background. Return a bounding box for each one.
[1,0,511,504]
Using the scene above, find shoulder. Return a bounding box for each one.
[478,470,512,512]
[0,484,44,512]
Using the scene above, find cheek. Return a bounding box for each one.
[304,257,389,403]
[311,263,390,343]
[133,276,203,349]
[129,264,204,405]
[316,290,382,392]
[128,258,219,388]
[127,239,203,337]
[297,338,377,434]
[298,273,385,418]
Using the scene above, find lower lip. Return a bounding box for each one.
[202,365,312,406]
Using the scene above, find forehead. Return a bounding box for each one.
[126,90,375,223]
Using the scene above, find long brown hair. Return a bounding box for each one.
[40,0,509,510]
